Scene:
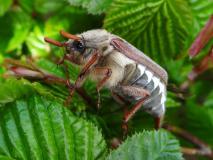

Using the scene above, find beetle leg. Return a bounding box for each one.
[75,52,100,88]
[77,52,100,80]
[111,91,131,137]
[57,56,66,66]
[123,93,149,123]
[94,67,112,91]
[154,116,164,130]
[68,52,100,101]
[92,67,112,108]
[111,91,128,106]
[61,63,76,106]
[118,85,150,136]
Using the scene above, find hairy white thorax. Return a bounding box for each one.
[81,29,111,52]
[82,29,135,88]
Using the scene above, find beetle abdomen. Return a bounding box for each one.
[134,64,166,117]
[115,64,166,117]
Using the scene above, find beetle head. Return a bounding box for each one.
[45,29,110,66]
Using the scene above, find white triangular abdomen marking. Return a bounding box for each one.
[145,70,153,84]
[152,77,160,90]
[138,64,146,76]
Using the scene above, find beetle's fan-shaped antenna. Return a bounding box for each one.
[44,37,66,47]
[60,30,80,41]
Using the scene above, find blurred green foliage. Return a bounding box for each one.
[0,0,213,159]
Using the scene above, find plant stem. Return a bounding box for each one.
[163,124,213,158]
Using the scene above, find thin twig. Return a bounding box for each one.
[181,147,212,157]
[163,124,213,158]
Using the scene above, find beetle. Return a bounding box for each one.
[44,29,168,131]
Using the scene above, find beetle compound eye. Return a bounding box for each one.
[72,40,85,53]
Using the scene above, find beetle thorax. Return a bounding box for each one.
[80,29,114,56]
[81,30,138,88]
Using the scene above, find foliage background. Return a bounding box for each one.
[0,0,213,159]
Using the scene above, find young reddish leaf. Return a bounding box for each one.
[189,16,213,58]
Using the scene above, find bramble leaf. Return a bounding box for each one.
[107,130,183,160]
[67,0,114,14]
[187,0,213,39]
[104,0,192,66]
[34,0,66,14]
[0,78,36,105]
[0,95,107,159]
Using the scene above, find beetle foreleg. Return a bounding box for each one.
[75,52,100,87]
[67,52,100,103]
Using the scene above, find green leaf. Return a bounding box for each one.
[44,6,103,36]
[18,0,34,14]
[165,59,192,84]
[26,26,50,58]
[0,0,12,16]
[34,0,66,14]
[184,98,213,147]
[0,95,107,159]
[0,79,34,105]
[107,130,183,160]
[104,0,192,66]
[166,97,181,108]
[67,0,114,14]
[0,7,32,53]
[0,155,15,160]
[204,91,213,108]
[186,0,213,57]
[188,0,213,36]
[0,78,55,106]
